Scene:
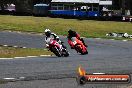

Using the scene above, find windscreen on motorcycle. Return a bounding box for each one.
[71,37,76,42]
[71,37,77,45]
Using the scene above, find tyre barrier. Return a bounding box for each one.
[106,33,132,39]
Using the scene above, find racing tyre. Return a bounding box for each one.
[51,47,61,57]
[85,50,88,54]
[63,49,69,57]
[76,76,87,85]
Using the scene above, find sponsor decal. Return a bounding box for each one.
[77,67,131,85]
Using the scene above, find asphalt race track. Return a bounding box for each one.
[0,31,132,88]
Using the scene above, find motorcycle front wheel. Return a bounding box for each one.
[51,47,61,57]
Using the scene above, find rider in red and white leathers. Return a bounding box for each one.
[44,29,66,49]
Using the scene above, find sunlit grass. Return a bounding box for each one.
[0,47,52,58]
[0,15,132,38]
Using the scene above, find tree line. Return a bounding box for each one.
[0,0,132,14]
[0,0,51,13]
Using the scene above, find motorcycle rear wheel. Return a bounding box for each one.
[63,49,69,57]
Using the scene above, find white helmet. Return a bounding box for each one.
[45,29,51,33]
[45,29,51,37]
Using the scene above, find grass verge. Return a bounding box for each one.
[0,47,52,58]
[0,15,132,39]
[0,80,8,84]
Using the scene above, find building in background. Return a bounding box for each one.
[50,0,112,17]
[33,4,49,16]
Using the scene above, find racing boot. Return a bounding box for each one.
[80,38,88,47]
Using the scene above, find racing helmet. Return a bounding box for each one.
[68,29,74,35]
[45,29,51,37]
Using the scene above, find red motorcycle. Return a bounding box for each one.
[46,38,69,57]
[68,37,88,55]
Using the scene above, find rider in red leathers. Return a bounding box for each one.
[67,29,87,49]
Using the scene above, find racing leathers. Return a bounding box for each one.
[67,31,87,49]
[45,33,66,49]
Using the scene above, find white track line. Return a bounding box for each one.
[0,58,13,60]
[14,57,26,59]
[3,78,16,80]
[122,40,128,42]
[19,77,25,79]
[0,55,54,60]
[27,56,38,58]
[40,55,52,57]
[13,46,18,48]
[95,38,101,39]
[22,47,27,48]
[3,45,8,47]
[110,39,115,40]
[43,49,47,50]
[1,44,27,48]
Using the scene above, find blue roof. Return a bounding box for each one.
[51,0,100,3]
[34,4,49,6]
[51,0,112,5]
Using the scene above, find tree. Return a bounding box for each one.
[15,0,33,14]
[14,0,51,14]
[0,0,15,11]
[121,0,132,15]
[33,0,52,4]
[0,0,4,11]
[0,0,8,11]
[0,0,52,14]
[113,0,132,15]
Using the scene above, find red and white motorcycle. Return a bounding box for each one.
[46,38,69,57]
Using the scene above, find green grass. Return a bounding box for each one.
[0,15,132,38]
[0,47,52,58]
[0,80,8,84]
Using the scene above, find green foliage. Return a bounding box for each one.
[0,0,51,12]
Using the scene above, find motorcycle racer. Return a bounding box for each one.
[67,29,87,49]
[44,29,66,49]
[44,29,69,57]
